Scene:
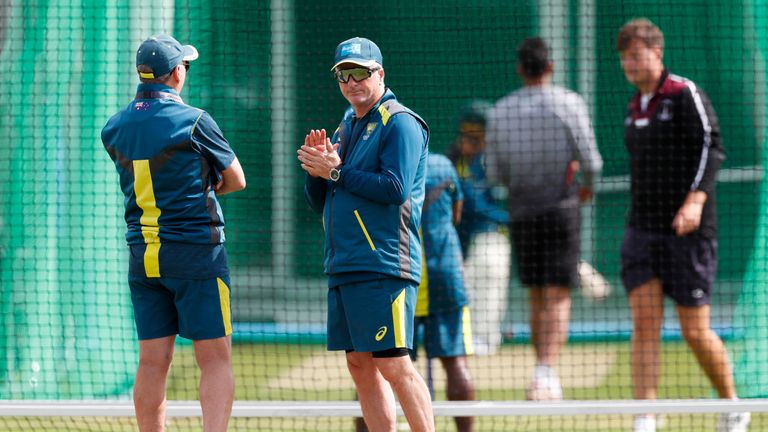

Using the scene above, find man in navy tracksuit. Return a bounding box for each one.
[298,37,434,432]
[617,19,749,432]
[102,35,246,431]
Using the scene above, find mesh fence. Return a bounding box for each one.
[1,0,767,431]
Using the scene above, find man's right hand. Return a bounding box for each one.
[298,129,341,179]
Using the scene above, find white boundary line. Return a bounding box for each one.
[1,399,767,417]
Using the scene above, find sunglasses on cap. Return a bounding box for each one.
[333,67,380,83]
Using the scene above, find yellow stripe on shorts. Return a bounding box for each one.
[133,160,161,278]
[392,288,406,348]
[415,228,429,317]
[217,278,233,336]
[462,306,474,356]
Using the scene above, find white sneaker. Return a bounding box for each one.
[632,415,656,432]
[716,412,751,432]
[526,366,563,401]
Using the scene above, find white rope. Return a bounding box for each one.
[1,399,767,417]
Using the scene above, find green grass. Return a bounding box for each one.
[3,341,764,431]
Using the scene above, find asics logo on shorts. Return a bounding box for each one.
[375,326,387,341]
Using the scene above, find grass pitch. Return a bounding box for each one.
[4,341,763,431]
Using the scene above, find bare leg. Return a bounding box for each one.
[135,336,175,432]
[375,355,435,432]
[194,336,234,432]
[529,286,571,366]
[629,279,665,402]
[676,304,737,398]
[440,356,475,432]
[347,352,397,432]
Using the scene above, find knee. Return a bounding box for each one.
[139,351,173,372]
[443,361,475,399]
[193,338,232,370]
[377,360,418,387]
[680,326,709,345]
[446,374,475,400]
[346,354,376,383]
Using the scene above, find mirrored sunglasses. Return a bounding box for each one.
[333,67,379,83]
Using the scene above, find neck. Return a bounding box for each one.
[523,75,550,87]
[353,87,385,118]
[171,80,184,94]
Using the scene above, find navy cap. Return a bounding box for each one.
[331,37,383,71]
[136,34,199,79]
[459,100,493,126]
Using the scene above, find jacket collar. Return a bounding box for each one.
[135,83,183,104]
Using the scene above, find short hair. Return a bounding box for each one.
[517,37,550,79]
[616,18,664,52]
[137,64,172,84]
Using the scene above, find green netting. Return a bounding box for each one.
[0,0,767,430]
[733,0,768,400]
[0,1,135,399]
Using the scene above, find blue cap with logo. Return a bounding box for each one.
[136,34,199,79]
[331,37,383,71]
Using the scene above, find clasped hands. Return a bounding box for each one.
[297,129,341,180]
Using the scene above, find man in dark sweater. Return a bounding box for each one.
[617,18,749,432]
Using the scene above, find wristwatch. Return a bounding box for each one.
[329,167,341,182]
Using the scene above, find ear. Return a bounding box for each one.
[516,63,524,78]
[653,47,663,61]
[172,63,184,80]
[169,63,184,90]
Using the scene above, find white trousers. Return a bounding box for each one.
[464,231,511,355]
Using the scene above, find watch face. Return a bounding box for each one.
[330,168,340,181]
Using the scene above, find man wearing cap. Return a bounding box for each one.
[485,37,603,401]
[101,34,246,432]
[446,100,511,357]
[298,37,434,431]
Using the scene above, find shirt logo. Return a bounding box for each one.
[658,99,674,121]
[634,118,649,128]
[375,326,387,341]
[341,43,362,56]
[363,123,378,140]
[134,101,151,111]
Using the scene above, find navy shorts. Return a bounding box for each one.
[510,206,580,288]
[413,306,474,359]
[621,227,717,307]
[327,278,417,353]
[129,274,232,340]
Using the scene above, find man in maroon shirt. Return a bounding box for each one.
[617,18,750,432]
